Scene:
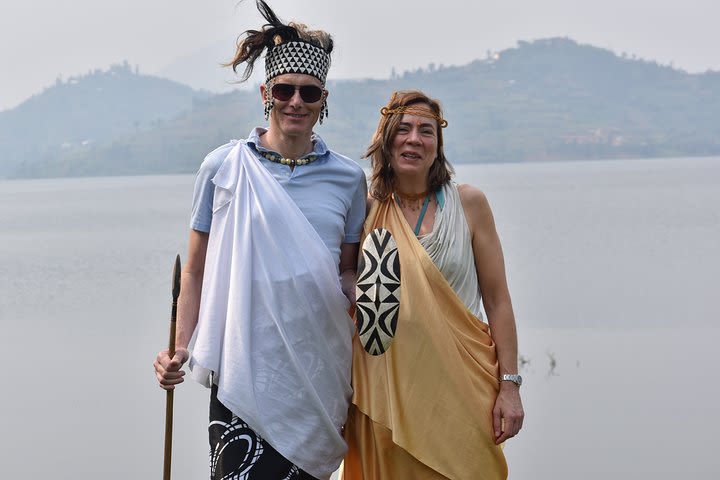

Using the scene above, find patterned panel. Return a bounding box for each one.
[209,416,264,479]
[356,228,401,355]
[265,41,330,84]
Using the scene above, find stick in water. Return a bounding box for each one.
[163,254,181,480]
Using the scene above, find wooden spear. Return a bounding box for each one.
[163,254,182,480]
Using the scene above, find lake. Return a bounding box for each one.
[0,156,718,479]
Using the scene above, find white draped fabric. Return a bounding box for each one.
[419,183,484,320]
[189,141,354,480]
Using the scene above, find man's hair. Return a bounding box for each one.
[366,90,454,201]
[226,0,333,83]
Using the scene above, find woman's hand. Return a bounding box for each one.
[493,383,524,444]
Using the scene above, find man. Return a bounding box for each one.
[154,2,366,479]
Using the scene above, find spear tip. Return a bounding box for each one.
[172,254,182,300]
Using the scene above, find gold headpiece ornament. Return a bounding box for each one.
[380,106,448,128]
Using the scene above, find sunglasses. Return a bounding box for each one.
[271,83,324,103]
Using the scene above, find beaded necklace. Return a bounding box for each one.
[393,189,429,211]
[259,150,318,167]
[412,195,432,235]
[393,190,433,235]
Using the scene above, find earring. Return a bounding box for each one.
[319,99,329,124]
[264,98,274,120]
[263,88,274,120]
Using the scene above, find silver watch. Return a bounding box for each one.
[500,374,522,387]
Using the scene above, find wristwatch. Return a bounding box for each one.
[500,374,522,387]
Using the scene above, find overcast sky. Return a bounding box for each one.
[1,0,718,111]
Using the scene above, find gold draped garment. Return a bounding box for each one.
[342,197,507,480]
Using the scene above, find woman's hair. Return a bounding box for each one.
[226,0,334,82]
[366,90,453,201]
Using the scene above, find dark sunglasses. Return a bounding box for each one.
[271,83,324,103]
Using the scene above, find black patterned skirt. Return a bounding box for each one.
[208,384,318,480]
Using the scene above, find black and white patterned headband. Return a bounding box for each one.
[265,41,330,84]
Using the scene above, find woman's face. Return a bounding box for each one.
[389,103,438,181]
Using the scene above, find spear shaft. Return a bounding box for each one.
[163,254,182,480]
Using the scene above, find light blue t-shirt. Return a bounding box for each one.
[190,127,367,261]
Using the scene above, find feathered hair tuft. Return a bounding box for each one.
[226,0,333,82]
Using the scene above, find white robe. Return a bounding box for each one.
[189,141,354,479]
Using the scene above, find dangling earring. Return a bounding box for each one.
[264,98,274,120]
[319,99,329,124]
[264,89,274,121]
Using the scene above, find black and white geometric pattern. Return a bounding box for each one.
[265,41,330,84]
[208,385,315,479]
[356,228,401,355]
[209,415,264,480]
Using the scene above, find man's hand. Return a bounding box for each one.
[338,242,360,317]
[340,269,357,315]
[154,347,190,391]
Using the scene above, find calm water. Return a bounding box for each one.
[1,157,718,479]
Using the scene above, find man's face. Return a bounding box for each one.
[261,73,327,140]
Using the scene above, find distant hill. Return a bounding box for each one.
[2,38,719,178]
[0,62,209,177]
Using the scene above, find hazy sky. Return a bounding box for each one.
[1,0,718,110]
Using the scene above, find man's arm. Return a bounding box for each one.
[154,229,209,390]
[339,242,360,314]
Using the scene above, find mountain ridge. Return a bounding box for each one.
[2,38,719,179]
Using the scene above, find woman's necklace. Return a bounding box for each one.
[393,189,429,212]
[394,190,433,235]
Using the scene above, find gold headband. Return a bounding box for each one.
[380,106,448,128]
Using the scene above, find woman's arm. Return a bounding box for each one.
[459,184,524,444]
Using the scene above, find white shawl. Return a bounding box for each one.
[189,141,354,479]
[419,183,484,320]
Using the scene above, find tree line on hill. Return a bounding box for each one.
[1,38,719,179]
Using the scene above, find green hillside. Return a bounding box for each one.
[2,38,719,178]
[0,62,208,177]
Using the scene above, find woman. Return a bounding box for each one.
[342,91,524,479]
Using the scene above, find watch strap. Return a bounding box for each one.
[500,374,522,386]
